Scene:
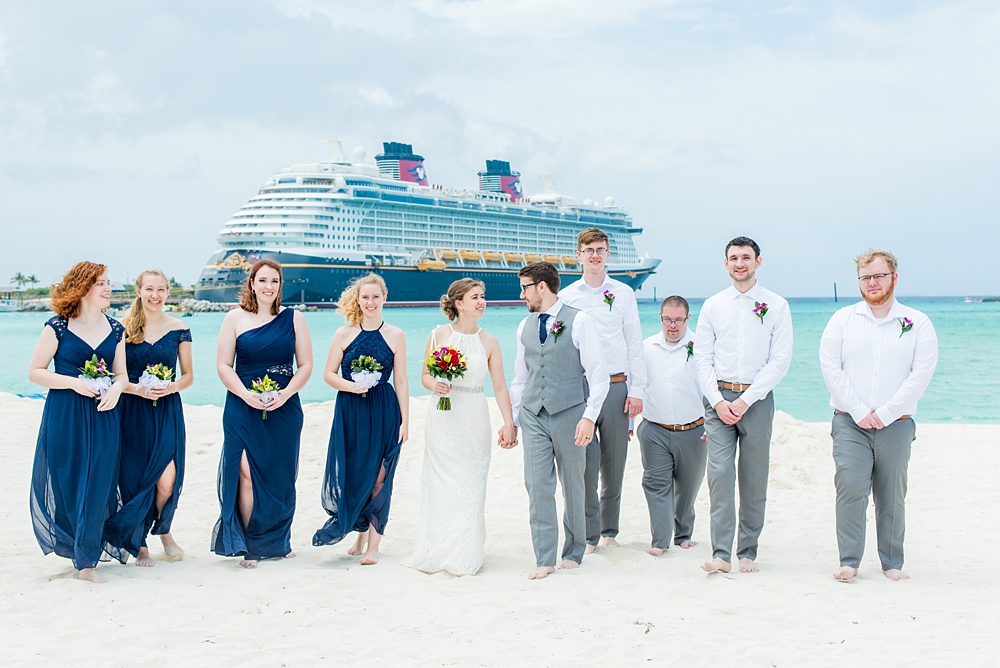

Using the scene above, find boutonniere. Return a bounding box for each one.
[898,317,913,338]
[603,289,615,311]
[753,301,768,324]
[684,340,694,362]
[548,319,565,342]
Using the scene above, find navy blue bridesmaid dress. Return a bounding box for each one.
[313,323,403,546]
[104,328,190,557]
[30,315,128,570]
[212,308,302,560]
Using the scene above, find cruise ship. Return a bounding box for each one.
[193,141,660,304]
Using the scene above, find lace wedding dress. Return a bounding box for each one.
[402,326,491,575]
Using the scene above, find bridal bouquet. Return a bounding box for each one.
[350,355,383,397]
[78,354,114,402]
[250,374,281,420]
[138,362,174,406]
[425,346,468,411]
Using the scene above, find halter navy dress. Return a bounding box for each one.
[313,324,403,546]
[212,308,302,560]
[104,328,190,557]
[30,315,128,570]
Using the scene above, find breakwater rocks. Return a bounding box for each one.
[178,299,321,313]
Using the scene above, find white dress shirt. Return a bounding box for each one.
[510,299,610,427]
[819,298,938,425]
[694,282,793,408]
[559,275,647,401]
[641,328,704,426]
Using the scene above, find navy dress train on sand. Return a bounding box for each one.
[212,308,302,560]
[30,315,128,570]
[104,328,190,556]
[313,323,403,546]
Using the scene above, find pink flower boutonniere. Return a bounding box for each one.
[548,319,565,342]
[603,289,615,311]
[685,340,694,362]
[753,301,768,324]
[898,317,913,338]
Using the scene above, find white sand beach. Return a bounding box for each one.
[2,392,997,666]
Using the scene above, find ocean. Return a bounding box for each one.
[2,296,996,423]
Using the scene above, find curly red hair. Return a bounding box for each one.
[238,259,283,315]
[50,261,108,319]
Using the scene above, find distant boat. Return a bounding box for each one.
[0,286,24,312]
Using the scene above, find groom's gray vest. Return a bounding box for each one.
[520,305,587,417]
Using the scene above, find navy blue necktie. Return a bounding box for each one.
[539,313,550,344]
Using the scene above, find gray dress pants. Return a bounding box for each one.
[584,381,629,544]
[521,405,588,567]
[704,389,774,562]
[636,420,707,548]
[832,413,915,571]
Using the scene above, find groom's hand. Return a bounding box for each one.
[574,418,595,446]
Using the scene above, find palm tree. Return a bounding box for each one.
[10,272,27,289]
[27,274,39,288]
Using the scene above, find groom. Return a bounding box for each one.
[509,262,610,580]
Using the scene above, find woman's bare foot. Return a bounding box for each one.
[646,546,667,556]
[78,568,106,584]
[701,557,732,573]
[599,537,620,548]
[678,539,697,549]
[284,551,296,559]
[136,547,156,567]
[833,566,859,582]
[240,559,259,569]
[738,558,759,573]
[160,534,184,561]
[360,552,379,565]
[528,566,555,580]
[347,533,366,556]
[883,569,909,581]
[360,527,382,565]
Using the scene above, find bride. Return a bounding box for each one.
[401,278,516,575]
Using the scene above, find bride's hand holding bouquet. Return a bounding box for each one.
[425,346,468,411]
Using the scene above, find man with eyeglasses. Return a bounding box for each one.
[509,262,609,580]
[635,296,707,556]
[560,227,647,554]
[695,236,792,574]
[819,249,938,582]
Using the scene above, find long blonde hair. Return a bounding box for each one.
[337,273,387,326]
[123,269,170,343]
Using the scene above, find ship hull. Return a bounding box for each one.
[194,250,658,305]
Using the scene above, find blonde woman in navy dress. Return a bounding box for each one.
[104,269,193,566]
[213,259,313,569]
[28,261,129,583]
[313,273,409,565]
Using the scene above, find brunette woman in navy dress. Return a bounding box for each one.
[104,269,193,566]
[213,259,313,569]
[313,273,409,565]
[28,261,129,583]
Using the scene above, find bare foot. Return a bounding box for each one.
[883,569,909,581]
[678,540,697,549]
[360,552,378,566]
[738,558,759,573]
[78,568,106,584]
[240,559,259,569]
[833,566,859,582]
[283,551,296,560]
[558,559,580,570]
[701,558,732,574]
[646,547,667,556]
[584,544,597,555]
[528,566,555,580]
[160,535,184,561]
[136,548,156,568]
[347,533,366,556]
[599,537,621,548]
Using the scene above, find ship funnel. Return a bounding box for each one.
[478,159,523,202]
[375,141,428,185]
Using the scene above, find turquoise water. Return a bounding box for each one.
[2,297,997,423]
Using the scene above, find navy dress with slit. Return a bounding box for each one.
[313,323,403,546]
[104,328,190,556]
[212,308,302,560]
[29,315,128,570]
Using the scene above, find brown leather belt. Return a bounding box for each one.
[718,381,751,392]
[835,410,912,420]
[650,417,705,432]
[584,373,628,384]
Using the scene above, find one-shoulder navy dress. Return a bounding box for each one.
[104,328,190,557]
[313,324,403,546]
[30,315,128,570]
[212,308,302,560]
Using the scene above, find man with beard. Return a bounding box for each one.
[509,262,609,580]
[819,250,938,582]
[695,236,793,574]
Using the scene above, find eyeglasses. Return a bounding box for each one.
[579,248,609,257]
[858,273,893,283]
[520,281,541,291]
[660,316,689,325]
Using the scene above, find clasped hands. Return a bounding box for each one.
[856,410,886,430]
[714,397,750,425]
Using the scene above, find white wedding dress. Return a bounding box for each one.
[402,326,491,575]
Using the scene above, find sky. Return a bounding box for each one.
[1,0,997,298]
